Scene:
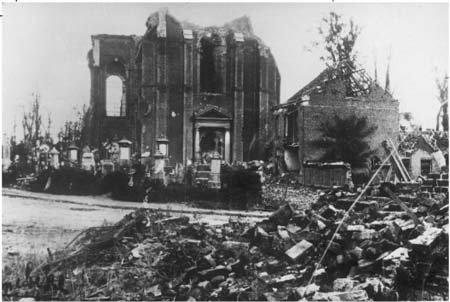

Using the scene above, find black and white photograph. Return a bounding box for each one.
[1,1,449,301]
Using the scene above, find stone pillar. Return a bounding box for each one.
[224,129,231,163]
[141,39,158,155]
[218,42,227,94]
[232,32,245,163]
[156,37,168,143]
[183,30,194,165]
[194,127,200,161]
[194,34,200,95]
[88,39,102,147]
[259,46,270,159]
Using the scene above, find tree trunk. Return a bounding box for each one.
[436,106,442,131]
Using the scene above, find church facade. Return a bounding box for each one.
[87,9,280,166]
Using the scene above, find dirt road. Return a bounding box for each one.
[2,189,269,259]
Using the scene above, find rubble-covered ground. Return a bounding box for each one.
[3,184,448,301]
[1,191,269,261]
[261,178,319,211]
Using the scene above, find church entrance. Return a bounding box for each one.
[194,120,231,163]
[199,127,225,162]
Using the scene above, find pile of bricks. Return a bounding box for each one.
[421,173,449,195]
[4,180,448,301]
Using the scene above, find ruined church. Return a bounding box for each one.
[87,9,280,166]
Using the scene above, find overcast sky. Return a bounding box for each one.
[2,2,448,139]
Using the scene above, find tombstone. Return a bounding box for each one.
[49,147,60,169]
[153,150,167,186]
[39,144,50,168]
[68,144,80,166]
[33,145,45,172]
[156,138,169,157]
[118,138,132,166]
[2,134,11,172]
[82,145,91,154]
[101,159,115,175]
[91,148,100,162]
[141,148,152,177]
[209,151,221,189]
[81,152,95,172]
[108,141,119,163]
[175,162,185,184]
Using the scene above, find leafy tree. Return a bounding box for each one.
[312,114,377,169]
[436,73,448,132]
[314,12,361,67]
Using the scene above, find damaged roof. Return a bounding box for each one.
[181,15,255,38]
[399,133,441,155]
[286,60,388,105]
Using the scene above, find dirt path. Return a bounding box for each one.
[3,188,270,218]
[2,189,269,261]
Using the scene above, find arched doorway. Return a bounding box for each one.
[106,75,124,117]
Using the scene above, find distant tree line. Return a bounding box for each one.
[9,93,91,168]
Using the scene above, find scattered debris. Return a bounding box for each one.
[285,240,313,262]
[3,179,448,301]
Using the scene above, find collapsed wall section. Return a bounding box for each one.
[88,35,138,148]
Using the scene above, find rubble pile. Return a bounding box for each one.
[420,172,449,195]
[262,175,319,210]
[3,210,259,301]
[3,185,448,301]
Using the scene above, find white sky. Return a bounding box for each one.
[2,2,448,139]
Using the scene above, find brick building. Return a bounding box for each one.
[87,9,280,166]
[273,61,399,178]
[400,134,446,179]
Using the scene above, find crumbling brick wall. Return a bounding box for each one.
[125,11,186,166]
[163,15,185,165]
[88,11,280,165]
[296,85,399,174]
[421,172,449,194]
[88,35,138,148]
[243,39,261,160]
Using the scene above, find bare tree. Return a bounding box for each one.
[436,73,448,132]
[13,116,17,139]
[314,12,361,67]
[58,104,91,148]
[44,112,53,144]
[21,93,42,146]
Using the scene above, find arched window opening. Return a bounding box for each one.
[106,60,126,76]
[106,75,125,117]
[200,35,223,93]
